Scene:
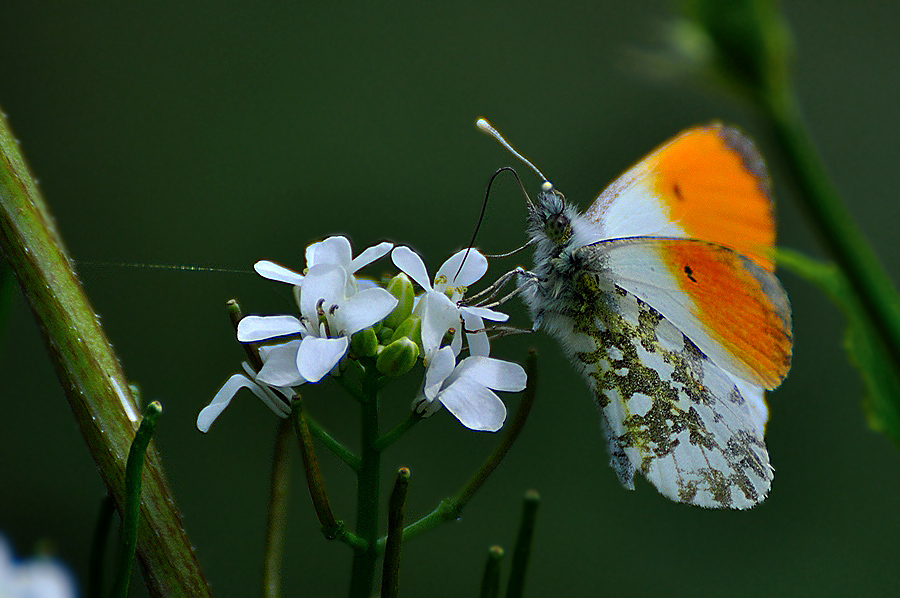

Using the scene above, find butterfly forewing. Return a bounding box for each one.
[585,123,775,270]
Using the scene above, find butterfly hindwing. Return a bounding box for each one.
[561,269,773,509]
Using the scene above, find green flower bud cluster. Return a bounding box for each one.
[349,273,423,377]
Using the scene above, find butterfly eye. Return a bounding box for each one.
[545,212,571,242]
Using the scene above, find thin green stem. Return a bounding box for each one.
[88,496,115,598]
[378,350,539,550]
[348,365,382,598]
[479,546,504,598]
[505,490,540,598]
[291,399,342,538]
[111,401,162,598]
[262,418,293,598]
[374,411,423,452]
[305,414,361,472]
[0,110,209,596]
[762,83,900,383]
[381,467,411,598]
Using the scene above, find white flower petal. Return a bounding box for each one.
[237,315,303,342]
[337,287,398,335]
[437,248,488,288]
[449,326,463,356]
[466,330,490,357]
[240,375,292,418]
[297,336,349,382]
[350,241,393,272]
[418,292,460,358]
[254,260,305,285]
[257,341,306,387]
[436,377,507,432]
[461,305,510,322]
[461,311,489,356]
[300,263,347,323]
[391,246,432,291]
[424,346,456,399]
[197,374,253,432]
[456,356,527,392]
[307,236,353,269]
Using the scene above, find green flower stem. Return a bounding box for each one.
[262,418,293,598]
[88,496,115,598]
[225,299,264,371]
[379,350,539,550]
[347,364,383,598]
[479,546,504,598]
[505,490,540,598]
[762,83,900,377]
[290,399,342,538]
[0,110,209,597]
[374,411,423,452]
[112,401,163,598]
[381,467,411,598]
[306,414,362,472]
[333,369,366,402]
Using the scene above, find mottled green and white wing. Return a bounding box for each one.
[567,273,773,509]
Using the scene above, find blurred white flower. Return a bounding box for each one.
[415,346,527,432]
[391,246,508,360]
[0,535,76,598]
[238,263,397,383]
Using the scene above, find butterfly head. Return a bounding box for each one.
[527,181,576,247]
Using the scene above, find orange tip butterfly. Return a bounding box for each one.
[478,118,792,509]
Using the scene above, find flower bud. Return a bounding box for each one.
[350,327,379,358]
[376,337,419,377]
[390,315,422,353]
[383,273,415,330]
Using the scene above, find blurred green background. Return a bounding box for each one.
[2,2,899,596]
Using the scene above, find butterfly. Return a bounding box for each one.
[478,119,792,509]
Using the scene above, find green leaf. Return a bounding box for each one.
[778,248,900,447]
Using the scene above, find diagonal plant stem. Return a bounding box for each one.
[762,83,900,376]
[291,398,365,550]
[0,110,209,597]
[378,350,538,550]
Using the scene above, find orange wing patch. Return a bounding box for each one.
[651,125,774,270]
[662,241,791,389]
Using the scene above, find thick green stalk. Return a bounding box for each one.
[763,85,900,375]
[347,365,382,598]
[0,111,209,596]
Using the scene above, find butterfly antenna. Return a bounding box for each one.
[476,117,553,189]
[454,166,517,280]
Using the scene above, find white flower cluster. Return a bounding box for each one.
[197,236,526,433]
[0,536,75,598]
